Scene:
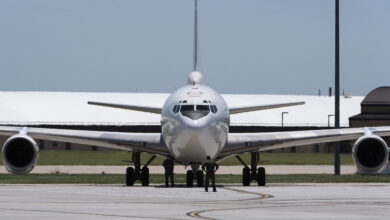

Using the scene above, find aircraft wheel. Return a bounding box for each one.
[141,167,149,186]
[243,167,250,186]
[186,170,194,187]
[196,170,204,187]
[257,167,266,186]
[126,167,135,186]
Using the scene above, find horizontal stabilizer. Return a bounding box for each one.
[88,101,162,114]
[229,101,305,114]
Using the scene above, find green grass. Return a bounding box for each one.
[0,174,388,184]
[0,150,355,165]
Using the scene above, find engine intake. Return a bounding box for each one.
[2,135,39,174]
[352,135,389,174]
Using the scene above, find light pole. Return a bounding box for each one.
[282,112,289,127]
[328,114,335,127]
[334,0,341,176]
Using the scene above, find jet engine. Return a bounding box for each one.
[352,134,389,174]
[2,134,39,174]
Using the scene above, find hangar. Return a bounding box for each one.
[350,87,390,127]
[349,87,390,145]
[0,91,364,153]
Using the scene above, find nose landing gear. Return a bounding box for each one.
[236,152,266,186]
[186,163,204,187]
[196,170,204,187]
[186,170,194,187]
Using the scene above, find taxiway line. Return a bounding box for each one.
[186,187,273,220]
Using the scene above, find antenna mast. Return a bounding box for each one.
[193,0,198,71]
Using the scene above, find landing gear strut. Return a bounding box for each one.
[236,152,266,186]
[125,152,156,186]
[186,163,204,187]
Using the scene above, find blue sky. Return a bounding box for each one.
[0,0,389,95]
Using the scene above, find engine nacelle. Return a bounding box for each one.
[2,134,39,174]
[352,135,389,175]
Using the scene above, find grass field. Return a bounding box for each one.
[0,150,354,165]
[0,173,388,184]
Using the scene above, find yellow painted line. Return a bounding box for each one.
[186,187,273,219]
[225,187,274,200]
[187,210,216,220]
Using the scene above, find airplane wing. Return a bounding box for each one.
[0,126,168,156]
[221,126,390,158]
[88,101,162,114]
[229,101,305,114]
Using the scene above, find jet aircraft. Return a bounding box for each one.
[1,70,390,186]
[1,0,390,187]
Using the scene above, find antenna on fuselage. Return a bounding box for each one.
[193,0,198,72]
[188,0,203,85]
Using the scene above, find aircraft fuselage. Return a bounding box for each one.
[161,84,229,164]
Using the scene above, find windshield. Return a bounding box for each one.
[180,104,210,120]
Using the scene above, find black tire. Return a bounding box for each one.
[196,170,204,187]
[258,167,266,186]
[243,167,250,186]
[126,167,135,186]
[141,167,149,186]
[186,170,194,187]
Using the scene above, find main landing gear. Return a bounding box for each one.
[236,152,266,186]
[125,152,156,186]
[186,163,204,187]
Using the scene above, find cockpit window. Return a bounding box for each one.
[172,105,180,113]
[210,105,218,113]
[180,104,210,120]
[196,105,209,112]
[180,105,194,112]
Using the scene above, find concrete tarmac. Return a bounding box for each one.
[0,183,389,220]
[0,165,357,174]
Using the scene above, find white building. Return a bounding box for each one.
[0,91,364,152]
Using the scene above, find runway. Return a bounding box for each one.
[0,183,389,220]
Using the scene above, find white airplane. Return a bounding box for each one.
[1,0,390,187]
